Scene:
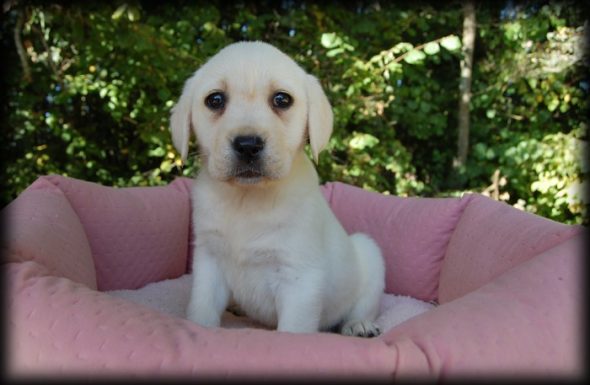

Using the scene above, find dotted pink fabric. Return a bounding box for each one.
[42,175,190,290]
[2,175,584,379]
[438,193,581,303]
[3,177,96,289]
[321,182,468,301]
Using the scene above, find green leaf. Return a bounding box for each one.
[392,42,413,54]
[440,35,461,51]
[127,7,140,22]
[349,133,379,150]
[112,5,127,20]
[404,49,426,64]
[423,42,440,55]
[386,61,402,73]
[326,47,344,57]
[148,147,166,157]
[321,33,339,49]
[547,97,560,111]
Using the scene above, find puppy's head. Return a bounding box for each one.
[170,41,333,185]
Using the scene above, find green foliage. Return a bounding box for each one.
[464,2,588,224]
[1,1,587,225]
[500,129,587,219]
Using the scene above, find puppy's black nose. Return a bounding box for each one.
[232,136,264,161]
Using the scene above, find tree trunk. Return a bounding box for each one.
[14,9,32,83]
[455,1,476,168]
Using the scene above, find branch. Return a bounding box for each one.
[391,35,450,64]
[373,34,458,66]
[32,24,61,80]
[13,9,31,83]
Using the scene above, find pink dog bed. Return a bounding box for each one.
[3,175,584,379]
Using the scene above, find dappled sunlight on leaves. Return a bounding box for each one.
[2,2,587,224]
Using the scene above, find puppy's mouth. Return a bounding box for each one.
[230,165,266,184]
[236,169,262,178]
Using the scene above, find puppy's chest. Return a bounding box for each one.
[203,220,290,318]
[194,188,305,300]
[199,212,291,277]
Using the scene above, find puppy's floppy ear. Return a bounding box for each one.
[305,74,333,163]
[170,72,198,161]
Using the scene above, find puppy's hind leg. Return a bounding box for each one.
[340,233,385,338]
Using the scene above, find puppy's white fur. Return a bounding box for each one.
[170,41,385,336]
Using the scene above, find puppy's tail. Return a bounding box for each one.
[349,233,385,319]
[350,233,385,278]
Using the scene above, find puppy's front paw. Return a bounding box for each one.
[341,320,381,338]
[186,302,221,328]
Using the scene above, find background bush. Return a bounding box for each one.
[1,1,588,224]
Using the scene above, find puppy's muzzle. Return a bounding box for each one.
[231,135,266,181]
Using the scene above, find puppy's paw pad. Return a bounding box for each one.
[341,320,381,338]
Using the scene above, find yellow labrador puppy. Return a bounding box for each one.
[170,41,385,337]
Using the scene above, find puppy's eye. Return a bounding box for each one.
[205,92,226,110]
[271,92,293,109]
